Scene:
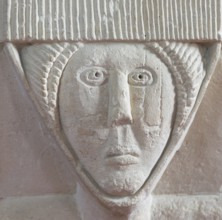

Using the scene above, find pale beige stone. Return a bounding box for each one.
[152,195,222,220]
[3,40,220,219]
[0,194,222,220]
[155,54,222,195]
[0,50,76,197]
[0,0,221,42]
[0,0,222,219]
[0,195,80,220]
[0,48,221,220]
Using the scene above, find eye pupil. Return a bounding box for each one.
[128,68,154,86]
[95,72,100,77]
[138,74,143,79]
[79,67,108,87]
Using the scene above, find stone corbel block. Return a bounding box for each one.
[0,0,221,42]
[0,0,222,219]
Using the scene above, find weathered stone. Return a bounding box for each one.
[0,0,222,219]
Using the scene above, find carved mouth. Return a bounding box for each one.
[105,147,140,166]
[105,154,139,166]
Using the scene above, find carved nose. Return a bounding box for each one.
[108,71,133,127]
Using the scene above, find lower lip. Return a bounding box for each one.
[106,155,139,166]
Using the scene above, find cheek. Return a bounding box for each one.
[130,72,162,127]
[61,74,109,124]
[76,116,109,147]
[78,84,109,118]
[130,87,146,122]
[60,79,110,150]
[74,85,109,148]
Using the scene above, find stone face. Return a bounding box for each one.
[0,0,222,219]
[58,43,174,197]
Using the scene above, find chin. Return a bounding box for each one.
[98,170,148,197]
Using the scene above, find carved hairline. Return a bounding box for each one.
[21,42,205,132]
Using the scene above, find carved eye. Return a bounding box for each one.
[128,68,154,86]
[79,67,109,86]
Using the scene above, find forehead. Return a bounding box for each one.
[68,43,165,71]
[78,43,145,58]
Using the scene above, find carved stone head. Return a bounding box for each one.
[14,41,218,208]
[2,0,221,212]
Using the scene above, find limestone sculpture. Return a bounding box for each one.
[1,0,222,219]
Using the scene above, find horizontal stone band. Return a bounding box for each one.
[0,0,221,42]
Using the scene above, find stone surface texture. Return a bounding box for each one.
[0,0,222,219]
[0,44,222,219]
[0,195,222,220]
[154,53,222,195]
[0,0,221,42]
[152,195,222,220]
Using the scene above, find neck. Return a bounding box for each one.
[74,183,153,220]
